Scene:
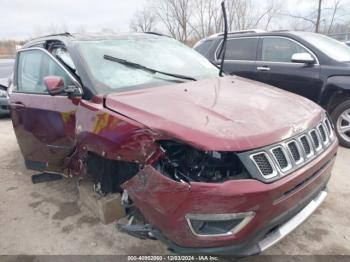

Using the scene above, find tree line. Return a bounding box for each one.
[130,0,350,45]
[1,0,349,56]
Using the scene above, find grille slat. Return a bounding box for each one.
[288,142,301,162]
[318,124,327,142]
[310,130,320,149]
[249,117,334,181]
[252,153,274,177]
[300,136,311,156]
[272,147,289,170]
[325,119,332,134]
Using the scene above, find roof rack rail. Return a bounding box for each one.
[208,29,266,39]
[30,32,73,41]
[144,32,172,38]
[270,30,290,33]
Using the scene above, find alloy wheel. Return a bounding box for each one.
[337,109,350,143]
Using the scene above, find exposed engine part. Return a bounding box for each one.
[156,141,250,183]
[117,206,156,240]
[117,223,155,240]
[86,152,140,195]
[121,190,133,208]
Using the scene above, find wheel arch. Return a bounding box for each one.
[320,76,350,113]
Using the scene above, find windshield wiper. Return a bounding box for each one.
[103,55,197,82]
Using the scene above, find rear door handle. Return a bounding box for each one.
[11,102,26,111]
[257,66,271,72]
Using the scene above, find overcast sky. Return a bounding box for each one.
[2,0,349,41]
[0,0,148,40]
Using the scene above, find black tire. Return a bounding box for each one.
[331,99,350,148]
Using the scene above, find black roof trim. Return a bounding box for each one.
[144,32,172,38]
[30,32,74,41]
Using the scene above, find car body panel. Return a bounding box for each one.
[106,76,323,151]
[0,59,14,115]
[256,62,322,103]
[196,31,350,107]
[0,79,9,115]
[74,99,162,164]
[0,96,9,115]
[9,93,78,172]
[8,33,339,255]
[123,140,337,248]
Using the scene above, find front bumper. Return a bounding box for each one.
[153,188,328,256]
[124,140,337,256]
[258,190,327,252]
[0,97,9,115]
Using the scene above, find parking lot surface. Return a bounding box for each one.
[0,59,14,79]
[0,117,349,255]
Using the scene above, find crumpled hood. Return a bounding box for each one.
[105,76,324,151]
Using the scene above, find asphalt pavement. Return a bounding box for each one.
[0,117,349,256]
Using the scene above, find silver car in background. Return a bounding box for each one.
[0,59,14,117]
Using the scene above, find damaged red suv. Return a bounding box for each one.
[9,33,338,255]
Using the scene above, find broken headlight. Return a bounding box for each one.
[155,140,250,183]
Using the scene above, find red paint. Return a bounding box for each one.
[10,74,338,252]
[44,76,65,94]
[106,76,324,151]
[124,142,337,248]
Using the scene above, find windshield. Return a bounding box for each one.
[77,36,219,93]
[295,32,350,62]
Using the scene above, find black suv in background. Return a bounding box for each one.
[195,30,350,148]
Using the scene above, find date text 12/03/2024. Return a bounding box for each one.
[127,256,220,261]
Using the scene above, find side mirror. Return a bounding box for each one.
[44,76,66,96]
[291,53,315,65]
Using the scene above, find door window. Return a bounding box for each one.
[217,38,258,61]
[17,49,74,94]
[195,40,214,56]
[261,37,313,63]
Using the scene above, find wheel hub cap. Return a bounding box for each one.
[337,109,350,143]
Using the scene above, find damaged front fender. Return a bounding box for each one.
[122,165,264,249]
[122,166,191,215]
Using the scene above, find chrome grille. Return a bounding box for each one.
[287,141,301,163]
[247,116,335,181]
[318,124,327,142]
[325,119,332,134]
[299,136,312,156]
[310,130,321,150]
[251,153,275,179]
[271,147,290,171]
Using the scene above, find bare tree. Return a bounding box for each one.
[315,0,323,32]
[263,0,284,30]
[189,0,219,39]
[225,0,282,31]
[288,0,344,33]
[327,0,343,33]
[130,7,157,32]
[153,0,193,43]
[162,0,283,41]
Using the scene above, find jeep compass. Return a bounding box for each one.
[8,33,338,255]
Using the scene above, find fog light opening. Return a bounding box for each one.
[186,212,255,237]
